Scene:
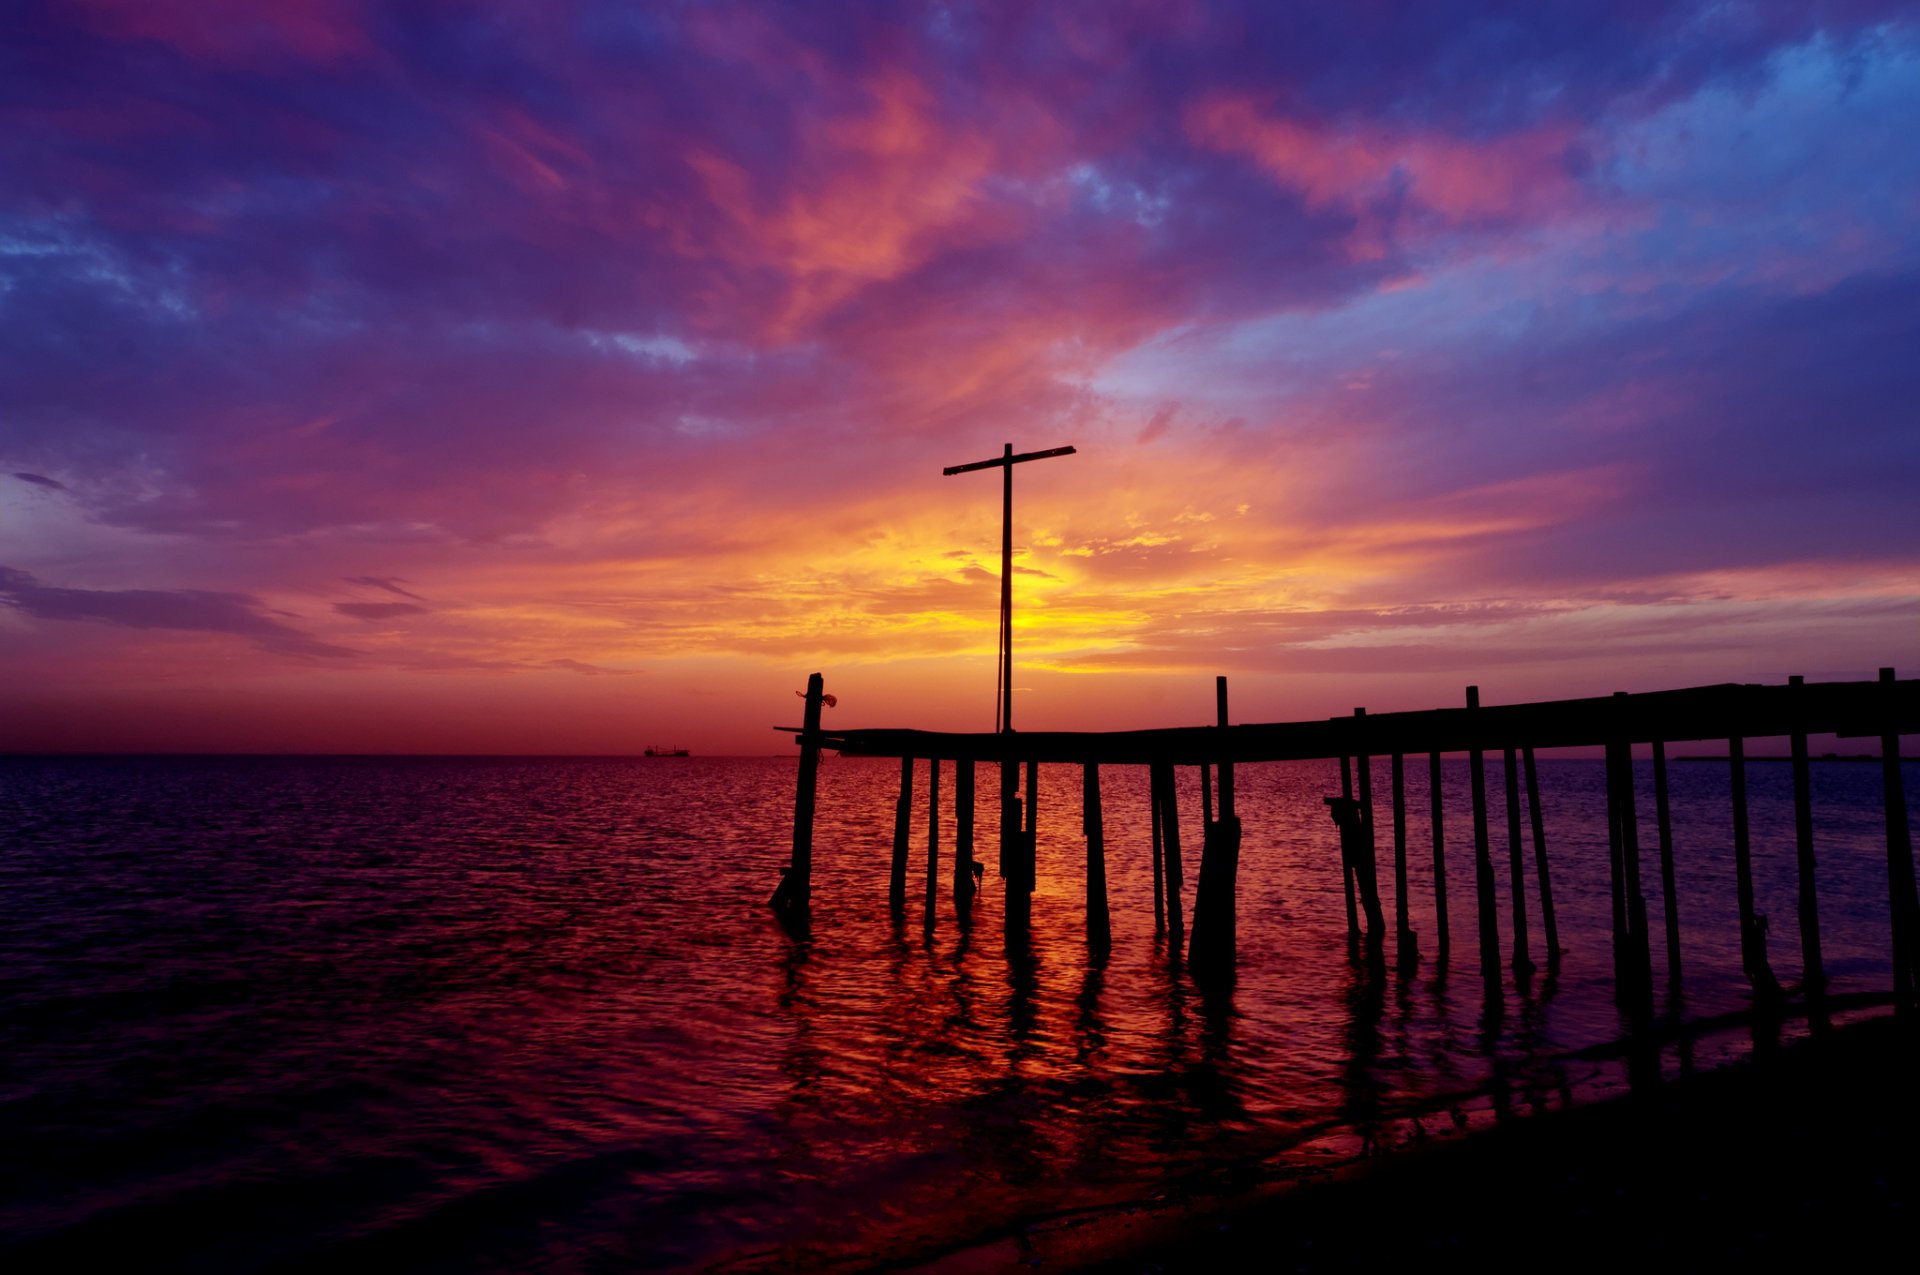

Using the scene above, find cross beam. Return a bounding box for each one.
[943,442,1076,733]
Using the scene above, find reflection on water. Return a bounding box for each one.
[0,754,1910,1270]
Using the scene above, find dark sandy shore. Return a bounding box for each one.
[918,1012,1916,1273]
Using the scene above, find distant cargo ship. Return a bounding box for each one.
[644,746,691,757]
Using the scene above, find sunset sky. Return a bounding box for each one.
[3,1,1916,754]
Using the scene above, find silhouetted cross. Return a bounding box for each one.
[943,443,1076,733]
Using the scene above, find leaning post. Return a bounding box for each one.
[772,671,825,917]
[1652,739,1681,982]
[1392,751,1416,969]
[1523,746,1559,967]
[1190,675,1242,977]
[925,756,941,922]
[954,759,976,905]
[1430,751,1449,960]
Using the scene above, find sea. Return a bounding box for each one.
[1,753,1911,1271]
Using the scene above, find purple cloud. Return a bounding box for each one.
[0,567,356,659]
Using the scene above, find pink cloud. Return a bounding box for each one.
[72,0,372,65]
[1187,94,1585,256]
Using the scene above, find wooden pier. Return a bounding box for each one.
[773,670,1920,1012]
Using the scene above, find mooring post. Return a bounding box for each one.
[1392,751,1416,969]
[1002,758,1029,930]
[1340,754,1361,946]
[1084,762,1110,948]
[891,757,914,913]
[1522,746,1558,967]
[1651,739,1680,981]
[1154,761,1185,937]
[925,757,941,921]
[1190,675,1242,977]
[1430,751,1449,960]
[1730,735,1780,1000]
[772,671,825,917]
[1466,686,1500,985]
[1787,676,1826,992]
[1503,747,1534,975]
[1151,776,1165,933]
[1880,668,1919,1015]
[955,759,975,904]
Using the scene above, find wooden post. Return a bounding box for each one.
[1084,763,1110,947]
[1467,686,1500,985]
[1190,675,1241,976]
[1002,758,1028,930]
[1652,740,1680,981]
[1604,738,1627,980]
[1392,751,1415,968]
[1151,774,1165,933]
[925,757,941,920]
[891,756,913,913]
[1730,735,1780,999]
[772,671,824,916]
[1523,747,1558,966]
[1340,754,1360,945]
[1153,761,1184,937]
[1430,751,1449,959]
[1503,747,1534,974]
[954,759,975,904]
[1613,695,1650,994]
[1354,708,1386,954]
[1787,676,1826,990]
[1025,758,1039,903]
[1880,668,1918,1015]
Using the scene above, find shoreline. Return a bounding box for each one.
[908,1012,1915,1272]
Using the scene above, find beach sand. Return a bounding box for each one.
[923,1013,1916,1273]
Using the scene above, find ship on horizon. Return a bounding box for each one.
[643,745,691,757]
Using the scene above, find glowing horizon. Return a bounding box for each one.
[3,2,1917,754]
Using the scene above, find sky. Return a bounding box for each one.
[2,0,1917,755]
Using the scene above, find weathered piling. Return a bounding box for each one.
[1430,751,1449,959]
[954,760,975,904]
[1729,736,1781,1000]
[1503,747,1534,974]
[1084,763,1110,947]
[1880,667,1918,1014]
[1523,746,1558,965]
[1652,739,1680,981]
[1152,761,1185,937]
[1190,676,1242,977]
[1605,739,1628,966]
[1025,758,1040,902]
[1466,687,1501,984]
[890,757,913,913]
[1614,696,1652,997]
[1339,755,1361,946]
[925,757,941,921]
[1392,751,1416,969]
[1787,676,1826,990]
[771,671,824,917]
[1151,783,1165,933]
[1002,759,1029,930]
[1353,709,1387,957]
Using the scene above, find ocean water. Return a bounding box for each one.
[0,753,1911,1271]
